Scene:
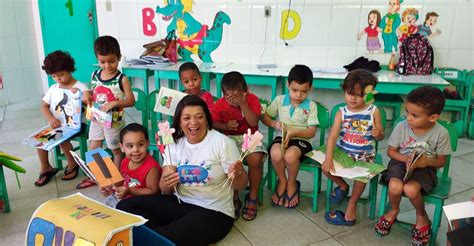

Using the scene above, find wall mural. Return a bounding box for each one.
[356,0,441,54]
[155,0,231,62]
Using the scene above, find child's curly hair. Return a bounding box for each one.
[341,69,378,96]
[407,86,445,115]
[94,35,121,58]
[221,71,248,93]
[41,50,76,74]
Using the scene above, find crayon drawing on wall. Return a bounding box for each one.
[155,0,231,63]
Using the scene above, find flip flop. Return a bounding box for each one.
[34,168,59,187]
[285,180,301,209]
[325,210,356,226]
[375,215,397,236]
[61,165,79,181]
[411,220,431,246]
[75,177,97,189]
[242,193,258,221]
[329,186,349,205]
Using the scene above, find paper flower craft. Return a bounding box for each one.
[156,121,181,203]
[364,85,378,105]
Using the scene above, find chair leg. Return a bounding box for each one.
[429,199,443,246]
[378,184,389,217]
[326,179,333,213]
[312,168,320,213]
[0,166,10,213]
[258,173,265,206]
[53,146,63,170]
[369,176,378,219]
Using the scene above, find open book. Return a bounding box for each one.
[443,200,474,230]
[23,89,82,151]
[403,142,433,182]
[305,145,386,183]
[86,103,112,128]
[153,87,187,116]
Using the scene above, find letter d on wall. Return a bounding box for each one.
[280,10,301,40]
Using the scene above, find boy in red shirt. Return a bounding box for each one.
[212,72,267,221]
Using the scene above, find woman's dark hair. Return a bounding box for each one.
[42,50,76,74]
[341,69,378,96]
[178,62,201,79]
[120,123,149,143]
[172,95,213,141]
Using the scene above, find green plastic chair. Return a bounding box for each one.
[378,118,458,246]
[465,70,474,138]
[147,90,165,163]
[325,103,387,219]
[434,68,471,136]
[374,94,403,128]
[269,101,330,212]
[132,88,149,126]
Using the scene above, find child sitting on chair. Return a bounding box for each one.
[179,62,214,111]
[35,50,89,187]
[212,72,266,221]
[322,69,384,226]
[263,64,319,209]
[100,123,161,206]
[376,86,451,245]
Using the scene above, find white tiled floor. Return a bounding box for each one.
[1,98,473,245]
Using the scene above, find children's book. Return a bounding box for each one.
[153,87,187,116]
[69,151,96,181]
[85,148,123,188]
[22,89,82,151]
[86,103,113,128]
[305,145,386,183]
[403,142,433,182]
[443,199,474,230]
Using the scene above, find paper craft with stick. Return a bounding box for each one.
[85,148,123,188]
[403,141,433,182]
[280,123,287,155]
[156,121,181,203]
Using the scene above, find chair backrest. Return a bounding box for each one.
[316,102,330,146]
[392,117,458,178]
[132,88,148,126]
[434,68,471,99]
[147,90,164,145]
[330,103,387,153]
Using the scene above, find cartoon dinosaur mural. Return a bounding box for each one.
[156,0,231,62]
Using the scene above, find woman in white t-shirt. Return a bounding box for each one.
[117,95,248,245]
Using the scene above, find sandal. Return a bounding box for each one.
[285,180,301,209]
[375,215,397,236]
[325,210,356,226]
[61,165,79,181]
[272,179,286,207]
[34,168,59,187]
[411,222,431,246]
[233,197,242,220]
[75,177,97,189]
[242,193,258,221]
[329,186,349,205]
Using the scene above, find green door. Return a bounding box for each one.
[39,0,98,86]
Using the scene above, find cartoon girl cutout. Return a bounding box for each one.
[398,8,419,43]
[358,10,383,54]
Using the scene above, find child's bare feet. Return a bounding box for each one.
[415,211,430,228]
[384,208,399,222]
[345,202,357,222]
[272,179,286,206]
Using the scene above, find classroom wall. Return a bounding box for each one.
[95,0,473,70]
[0,0,44,106]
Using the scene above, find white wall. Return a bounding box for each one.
[95,0,473,69]
[0,0,44,106]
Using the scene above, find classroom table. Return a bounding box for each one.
[213,63,288,99]
[150,62,230,93]
[279,68,450,95]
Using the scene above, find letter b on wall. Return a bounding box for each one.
[280,10,301,40]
